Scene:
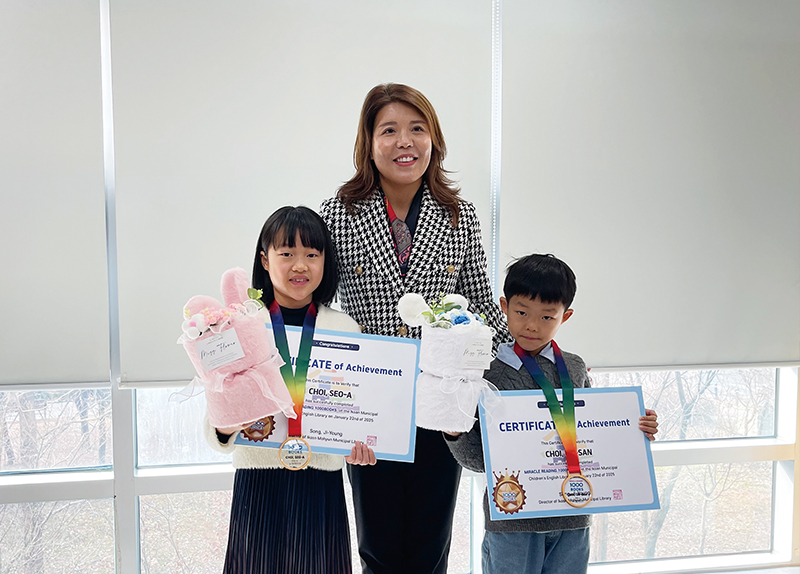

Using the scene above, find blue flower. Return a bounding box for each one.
[449,309,471,325]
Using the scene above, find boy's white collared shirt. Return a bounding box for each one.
[496,341,555,369]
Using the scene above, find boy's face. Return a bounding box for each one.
[500,295,573,356]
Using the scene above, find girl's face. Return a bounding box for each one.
[371,102,432,194]
[261,232,325,309]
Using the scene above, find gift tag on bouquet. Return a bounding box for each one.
[195,328,246,371]
[462,337,492,370]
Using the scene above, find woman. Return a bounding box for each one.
[320,83,509,574]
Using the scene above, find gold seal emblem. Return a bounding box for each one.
[491,469,527,514]
[240,416,275,443]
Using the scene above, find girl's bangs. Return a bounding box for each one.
[270,214,326,253]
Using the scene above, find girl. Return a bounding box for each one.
[205,205,375,574]
[320,83,510,573]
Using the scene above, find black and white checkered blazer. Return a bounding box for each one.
[320,188,509,346]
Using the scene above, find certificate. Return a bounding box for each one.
[234,326,419,462]
[479,387,659,520]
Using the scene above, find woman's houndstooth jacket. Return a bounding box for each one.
[320,188,509,345]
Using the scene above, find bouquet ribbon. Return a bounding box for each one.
[168,352,284,403]
[439,375,502,424]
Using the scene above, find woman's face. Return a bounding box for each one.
[261,232,325,309]
[371,102,432,194]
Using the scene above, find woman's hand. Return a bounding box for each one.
[346,441,377,466]
[638,409,659,441]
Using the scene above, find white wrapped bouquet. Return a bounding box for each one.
[398,293,495,432]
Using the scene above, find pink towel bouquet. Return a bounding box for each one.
[177,267,295,428]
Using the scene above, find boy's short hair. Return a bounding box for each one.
[503,254,577,309]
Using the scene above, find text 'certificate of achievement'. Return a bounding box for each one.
[479,387,659,520]
[234,326,419,462]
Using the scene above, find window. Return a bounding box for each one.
[0,499,114,574]
[590,462,773,562]
[0,389,112,473]
[591,368,777,441]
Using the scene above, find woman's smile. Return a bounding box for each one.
[394,154,418,165]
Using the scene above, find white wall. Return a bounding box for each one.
[110,0,492,383]
[1,1,798,385]
[501,0,799,368]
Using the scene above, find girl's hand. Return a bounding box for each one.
[638,409,658,441]
[346,441,377,466]
[216,422,254,436]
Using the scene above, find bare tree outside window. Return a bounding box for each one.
[0,500,114,574]
[0,389,112,472]
[589,368,776,563]
[0,390,114,573]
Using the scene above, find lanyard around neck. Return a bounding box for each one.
[269,300,317,438]
[514,340,581,475]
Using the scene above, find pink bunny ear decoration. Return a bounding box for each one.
[221,267,251,307]
[176,268,295,428]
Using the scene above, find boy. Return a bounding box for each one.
[444,254,658,574]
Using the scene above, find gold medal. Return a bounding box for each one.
[561,473,593,508]
[279,436,312,471]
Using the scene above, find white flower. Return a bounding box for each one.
[181,313,208,340]
[398,293,432,327]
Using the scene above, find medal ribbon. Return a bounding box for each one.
[514,340,581,475]
[269,301,317,438]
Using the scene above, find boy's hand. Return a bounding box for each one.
[346,441,377,466]
[638,409,658,441]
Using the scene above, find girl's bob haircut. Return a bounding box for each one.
[252,206,339,307]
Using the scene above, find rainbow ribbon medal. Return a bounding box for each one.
[269,301,317,471]
[514,340,593,507]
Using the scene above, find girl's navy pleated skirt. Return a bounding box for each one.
[223,467,352,574]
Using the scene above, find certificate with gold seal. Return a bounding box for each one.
[234,326,419,462]
[479,386,659,520]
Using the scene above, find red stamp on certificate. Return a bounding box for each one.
[366,435,377,447]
